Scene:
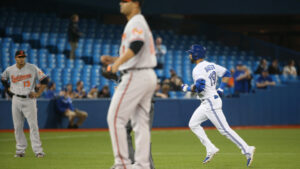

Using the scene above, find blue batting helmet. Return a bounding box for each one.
[187,44,206,60]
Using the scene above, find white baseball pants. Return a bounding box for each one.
[12,96,44,154]
[107,69,157,169]
[189,96,252,156]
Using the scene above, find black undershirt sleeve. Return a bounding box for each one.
[129,40,144,55]
[40,77,49,85]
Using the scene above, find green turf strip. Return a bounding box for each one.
[0,129,300,169]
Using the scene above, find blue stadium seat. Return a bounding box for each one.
[20,43,30,51]
[75,48,83,58]
[74,59,84,69]
[169,91,177,99]
[65,59,74,68]
[155,69,164,78]
[56,54,65,68]
[43,68,52,77]
[38,49,48,57]
[28,49,38,65]
[71,68,81,85]
[51,68,62,85]
[57,42,66,53]
[31,32,40,40]
[279,75,288,84]
[22,32,31,41]
[2,45,11,55]
[176,91,185,98]
[289,75,299,81]
[47,53,56,69]
[62,68,71,86]
[270,75,281,85]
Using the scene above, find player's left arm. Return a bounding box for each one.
[30,66,49,98]
[216,68,231,96]
[111,40,144,73]
[29,77,49,98]
[37,77,49,96]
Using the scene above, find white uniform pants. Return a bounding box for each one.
[107,69,157,169]
[12,96,43,154]
[189,96,252,156]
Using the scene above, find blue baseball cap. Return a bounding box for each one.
[187,44,206,60]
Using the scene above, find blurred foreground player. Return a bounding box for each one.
[101,0,157,168]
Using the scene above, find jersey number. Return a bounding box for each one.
[23,81,30,87]
[208,71,216,86]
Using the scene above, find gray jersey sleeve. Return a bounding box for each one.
[1,68,9,81]
[33,65,47,81]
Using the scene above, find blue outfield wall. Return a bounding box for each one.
[0,82,300,129]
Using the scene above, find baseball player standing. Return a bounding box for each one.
[125,99,155,169]
[181,45,255,167]
[1,50,49,158]
[101,0,157,168]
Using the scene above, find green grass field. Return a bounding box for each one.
[1,129,300,169]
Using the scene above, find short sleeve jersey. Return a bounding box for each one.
[1,63,47,95]
[192,60,227,99]
[119,14,157,71]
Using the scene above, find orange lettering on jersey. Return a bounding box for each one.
[38,70,44,76]
[11,74,32,83]
[23,80,31,87]
[122,33,126,40]
[132,28,143,35]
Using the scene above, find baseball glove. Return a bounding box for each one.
[101,65,118,81]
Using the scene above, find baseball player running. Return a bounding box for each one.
[1,50,49,158]
[101,0,157,168]
[181,45,255,167]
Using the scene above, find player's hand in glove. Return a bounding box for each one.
[101,64,118,81]
[182,84,193,92]
[217,88,224,97]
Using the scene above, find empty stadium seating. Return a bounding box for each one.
[0,9,298,98]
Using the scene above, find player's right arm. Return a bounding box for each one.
[181,78,206,93]
[1,77,9,89]
[101,55,119,65]
[1,69,13,96]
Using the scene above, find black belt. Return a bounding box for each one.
[12,93,28,98]
[120,67,152,75]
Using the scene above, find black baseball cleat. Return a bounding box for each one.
[35,153,45,158]
[14,153,25,158]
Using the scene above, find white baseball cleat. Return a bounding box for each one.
[203,148,219,164]
[246,146,256,167]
